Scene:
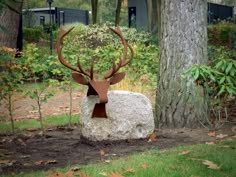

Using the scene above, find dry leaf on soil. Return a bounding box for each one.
[99,172,108,176]
[17,138,26,146]
[216,134,228,139]
[100,149,106,156]
[47,171,65,177]
[125,168,135,173]
[104,160,111,163]
[231,126,236,133]
[64,170,74,177]
[148,132,157,142]
[99,172,107,176]
[46,160,58,164]
[71,166,81,171]
[80,172,91,177]
[202,160,220,170]
[0,160,10,164]
[140,163,149,169]
[205,142,215,145]
[34,160,44,165]
[107,172,124,177]
[179,150,191,155]
[208,130,216,137]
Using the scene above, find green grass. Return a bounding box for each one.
[1,140,235,177]
[0,114,79,134]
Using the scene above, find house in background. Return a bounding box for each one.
[208,3,234,23]
[17,7,89,50]
[23,7,89,27]
[128,0,234,30]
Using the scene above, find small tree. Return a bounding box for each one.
[0,47,24,134]
[22,44,54,132]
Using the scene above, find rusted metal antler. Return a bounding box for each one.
[56,26,134,118]
[104,27,134,80]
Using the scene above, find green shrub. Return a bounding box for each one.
[57,23,159,84]
[208,21,236,49]
[183,46,236,105]
[21,24,159,90]
[23,27,42,42]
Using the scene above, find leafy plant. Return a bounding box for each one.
[57,23,159,87]
[208,21,236,49]
[23,27,42,42]
[183,46,236,127]
[21,44,55,131]
[0,47,25,134]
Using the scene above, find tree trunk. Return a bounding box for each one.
[147,0,157,34]
[155,0,209,128]
[115,0,122,26]
[91,0,98,24]
[0,1,23,48]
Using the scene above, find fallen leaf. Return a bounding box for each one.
[107,172,124,177]
[140,163,149,169]
[47,160,58,164]
[208,130,216,137]
[71,166,81,171]
[104,160,111,163]
[179,150,191,155]
[17,138,26,146]
[231,126,236,133]
[64,170,74,177]
[100,149,105,156]
[125,168,135,173]
[7,160,17,166]
[47,171,65,177]
[148,132,157,142]
[25,128,38,132]
[34,160,44,165]
[80,172,91,177]
[205,142,215,145]
[0,160,10,164]
[202,160,220,170]
[216,134,228,139]
[99,172,108,176]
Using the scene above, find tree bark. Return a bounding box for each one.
[147,0,158,34]
[155,0,209,128]
[115,0,122,26]
[91,0,98,24]
[0,0,23,48]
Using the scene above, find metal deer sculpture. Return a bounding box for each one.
[56,26,134,118]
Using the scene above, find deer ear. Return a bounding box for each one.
[72,73,88,85]
[110,72,125,85]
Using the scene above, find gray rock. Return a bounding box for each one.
[80,91,154,141]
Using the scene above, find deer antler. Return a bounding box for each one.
[104,27,134,79]
[57,27,91,78]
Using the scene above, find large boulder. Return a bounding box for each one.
[80,91,154,141]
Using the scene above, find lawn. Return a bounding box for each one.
[1,139,235,177]
[0,115,79,134]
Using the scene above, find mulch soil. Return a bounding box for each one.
[0,124,235,175]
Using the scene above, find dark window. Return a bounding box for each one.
[128,7,136,28]
[40,16,45,26]
[59,11,65,26]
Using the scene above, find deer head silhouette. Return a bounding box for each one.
[56,26,134,118]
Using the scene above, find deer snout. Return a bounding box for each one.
[88,80,110,103]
